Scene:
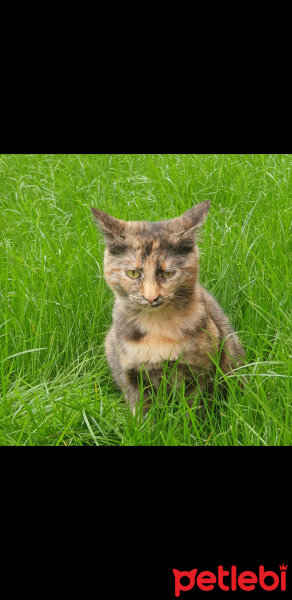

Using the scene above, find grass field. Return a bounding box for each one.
[0,153,291,446]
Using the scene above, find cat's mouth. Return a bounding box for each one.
[128,295,166,309]
[150,299,164,308]
[141,299,166,310]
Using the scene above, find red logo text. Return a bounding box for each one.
[173,565,288,595]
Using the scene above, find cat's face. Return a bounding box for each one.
[92,201,210,310]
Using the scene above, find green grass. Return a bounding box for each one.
[0,153,291,446]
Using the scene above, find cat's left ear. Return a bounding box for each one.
[180,200,210,233]
[175,201,210,247]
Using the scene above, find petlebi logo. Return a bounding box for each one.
[172,564,288,595]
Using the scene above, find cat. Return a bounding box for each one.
[91,201,244,415]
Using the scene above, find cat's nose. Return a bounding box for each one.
[143,294,161,305]
[142,282,161,304]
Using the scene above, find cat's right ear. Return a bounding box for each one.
[91,208,126,248]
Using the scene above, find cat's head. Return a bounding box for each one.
[91,201,210,310]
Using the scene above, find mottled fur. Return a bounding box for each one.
[92,201,244,414]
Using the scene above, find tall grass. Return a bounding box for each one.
[0,153,291,445]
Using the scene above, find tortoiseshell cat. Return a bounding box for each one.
[92,201,244,415]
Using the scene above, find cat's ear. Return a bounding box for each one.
[91,208,127,251]
[180,200,210,232]
[178,200,210,248]
[91,208,125,235]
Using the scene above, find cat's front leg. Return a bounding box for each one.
[125,390,140,416]
[122,368,140,416]
[185,373,222,426]
[124,368,151,417]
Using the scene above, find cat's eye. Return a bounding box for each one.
[161,271,175,278]
[126,269,141,279]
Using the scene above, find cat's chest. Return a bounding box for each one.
[116,306,194,368]
[122,334,188,367]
